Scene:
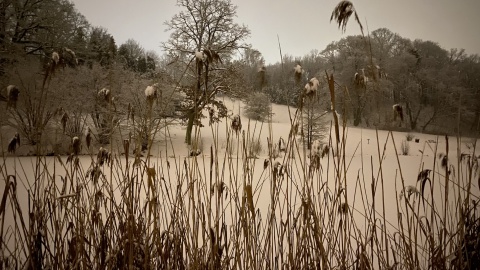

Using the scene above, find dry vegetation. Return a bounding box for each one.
[1,68,479,269]
[1,1,479,269]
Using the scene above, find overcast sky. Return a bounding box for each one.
[71,0,480,64]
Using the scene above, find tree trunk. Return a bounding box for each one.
[353,107,362,126]
[472,102,480,132]
[421,109,437,133]
[406,102,418,130]
[0,1,6,48]
[185,110,195,145]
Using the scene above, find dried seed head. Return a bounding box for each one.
[294,64,303,74]
[63,47,78,65]
[393,104,404,122]
[72,136,81,155]
[338,202,349,214]
[145,84,157,98]
[6,85,19,109]
[97,147,111,166]
[231,115,242,134]
[330,0,362,33]
[52,52,60,64]
[306,77,320,95]
[85,128,92,149]
[245,184,255,218]
[294,64,303,83]
[441,155,448,170]
[97,88,111,102]
[263,159,269,169]
[195,50,205,61]
[354,70,367,88]
[8,133,20,154]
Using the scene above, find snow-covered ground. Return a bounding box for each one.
[152,96,479,159]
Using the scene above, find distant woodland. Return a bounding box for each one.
[1,0,479,152]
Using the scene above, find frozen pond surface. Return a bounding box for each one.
[1,98,479,268]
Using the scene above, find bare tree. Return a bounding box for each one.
[162,0,250,144]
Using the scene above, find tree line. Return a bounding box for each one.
[252,28,480,135]
[1,0,479,155]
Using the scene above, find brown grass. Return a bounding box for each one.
[1,75,478,269]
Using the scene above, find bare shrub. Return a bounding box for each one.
[243,92,272,122]
[248,139,263,158]
[401,140,410,155]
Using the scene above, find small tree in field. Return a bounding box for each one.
[294,73,329,149]
[244,92,271,122]
[163,0,250,145]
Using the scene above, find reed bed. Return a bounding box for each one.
[1,77,479,270]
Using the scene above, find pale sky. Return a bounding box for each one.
[71,0,480,64]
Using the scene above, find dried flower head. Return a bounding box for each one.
[305,77,320,96]
[97,88,111,102]
[8,133,20,154]
[97,147,111,166]
[231,115,242,135]
[6,85,19,109]
[294,63,303,84]
[52,51,60,64]
[195,50,205,61]
[330,0,363,34]
[393,104,404,122]
[72,136,81,155]
[63,47,78,65]
[338,202,349,214]
[145,84,158,98]
[263,159,269,169]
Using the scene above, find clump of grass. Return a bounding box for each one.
[400,139,410,155]
[406,132,414,141]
